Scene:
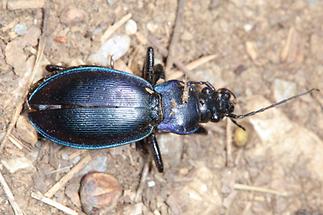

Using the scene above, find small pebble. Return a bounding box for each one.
[167,166,222,214]
[209,0,221,9]
[233,127,249,147]
[106,0,117,6]
[310,34,323,61]
[80,172,122,214]
[243,23,253,32]
[61,153,70,160]
[125,19,137,35]
[15,115,38,146]
[5,26,41,76]
[187,67,225,87]
[78,156,108,176]
[273,79,297,102]
[123,203,148,215]
[88,34,131,66]
[147,180,156,187]
[1,157,34,173]
[60,8,86,25]
[146,21,158,33]
[7,0,45,10]
[14,23,28,35]
[245,41,258,61]
[280,27,303,63]
[307,0,318,6]
[181,31,193,41]
[65,179,81,207]
[54,35,67,44]
[158,134,183,166]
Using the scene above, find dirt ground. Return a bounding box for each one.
[0,0,322,214]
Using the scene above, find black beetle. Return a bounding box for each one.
[27,47,318,172]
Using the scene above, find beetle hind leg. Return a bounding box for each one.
[147,133,164,172]
[136,133,164,173]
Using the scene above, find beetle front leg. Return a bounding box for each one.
[187,81,215,91]
[194,126,208,135]
[142,47,165,85]
[142,47,154,83]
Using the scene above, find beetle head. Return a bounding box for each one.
[197,82,318,130]
[198,86,236,123]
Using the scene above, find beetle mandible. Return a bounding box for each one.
[27,47,318,172]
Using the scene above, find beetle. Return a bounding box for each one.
[27,47,318,172]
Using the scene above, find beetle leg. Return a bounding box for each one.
[142,47,165,85]
[46,65,67,73]
[135,139,148,154]
[187,81,215,91]
[153,64,165,83]
[194,126,208,135]
[147,133,164,173]
[142,47,155,84]
[136,134,164,173]
[108,55,115,69]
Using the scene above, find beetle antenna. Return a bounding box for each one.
[228,88,319,120]
[230,118,246,130]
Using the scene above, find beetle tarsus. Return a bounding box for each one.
[46,65,67,73]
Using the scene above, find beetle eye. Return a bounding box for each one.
[211,112,220,122]
[223,92,230,99]
[202,87,212,95]
[229,104,234,113]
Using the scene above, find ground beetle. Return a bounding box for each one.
[27,47,318,172]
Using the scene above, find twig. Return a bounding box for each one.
[137,33,216,80]
[167,54,217,80]
[68,150,86,160]
[45,154,91,198]
[0,170,24,215]
[136,32,191,74]
[0,20,16,32]
[165,0,186,71]
[101,13,132,43]
[234,149,243,166]
[0,7,47,151]
[2,0,8,10]
[185,54,217,70]
[234,183,288,196]
[147,34,191,75]
[46,165,73,175]
[8,134,23,150]
[226,118,233,167]
[31,192,78,215]
[242,199,253,215]
[135,162,149,202]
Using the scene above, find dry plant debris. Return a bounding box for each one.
[0,1,322,215]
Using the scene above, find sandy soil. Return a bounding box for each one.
[0,0,322,214]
